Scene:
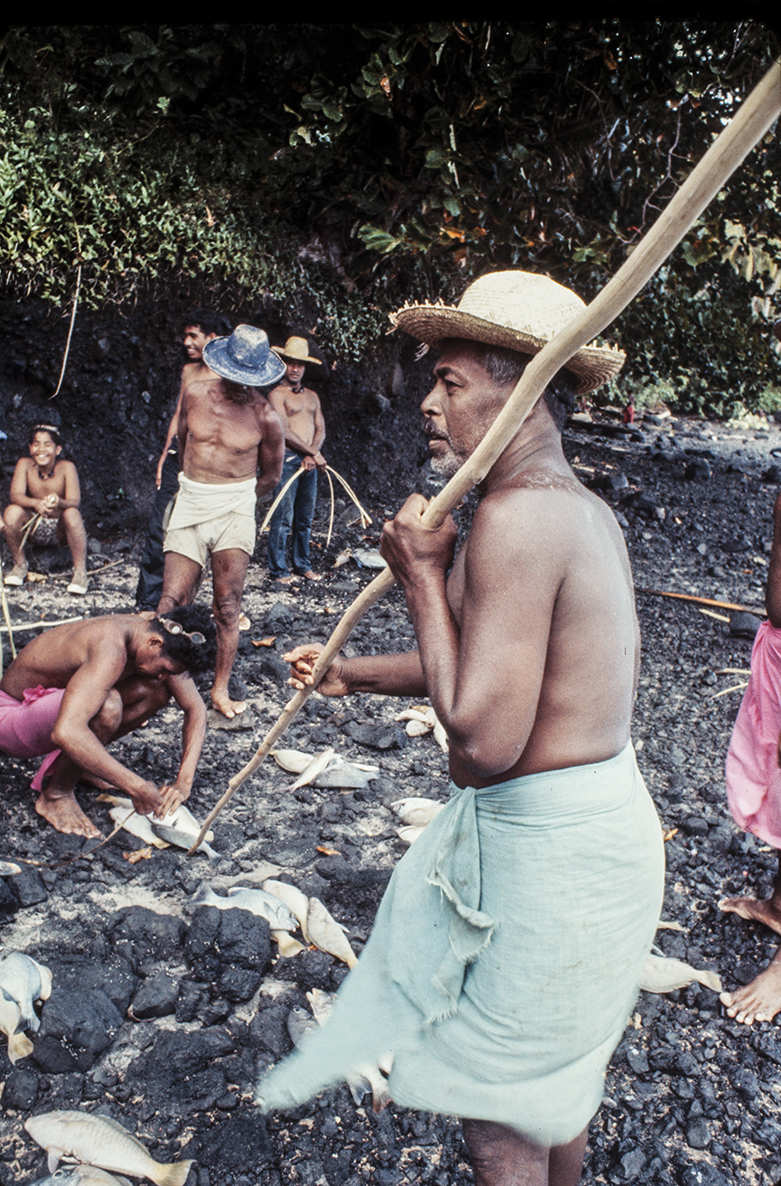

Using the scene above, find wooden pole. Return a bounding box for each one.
[190,58,781,853]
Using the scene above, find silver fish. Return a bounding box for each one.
[639,952,722,994]
[24,1111,194,1186]
[149,804,218,860]
[0,988,33,1063]
[352,548,387,569]
[391,797,444,828]
[286,1004,318,1047]
[31,1167,134,1186]
[191,883,297,931]
[306,897,357,967]
[108,807,168,850]
[262,879,311,939]
[0,951,52,1033]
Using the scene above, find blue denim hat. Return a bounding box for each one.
[203,324,287,388]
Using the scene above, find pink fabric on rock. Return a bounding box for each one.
[0,685,64,792]
[726,620,781,848]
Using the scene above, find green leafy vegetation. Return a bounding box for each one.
[1,22,779,408]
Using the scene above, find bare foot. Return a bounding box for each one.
[210,692,247,719]
[719,895,781,937]
[296,569,322,582]
[34,791,101,838]
[721,957,781,1024]
[273,575,299,586]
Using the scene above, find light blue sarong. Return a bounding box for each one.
[257,743,664,1146]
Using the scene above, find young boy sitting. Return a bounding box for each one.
[3,424,89,594]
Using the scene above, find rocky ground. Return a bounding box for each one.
[3,408,781,1186]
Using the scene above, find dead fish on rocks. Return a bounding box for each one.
[191,883,298,931]
[24,1111,193,1186]
[107,806,168,850]
[0,859,21,876]
[390,797,444,828]
[0,989,33,1063]
[639,952,723,994]
[149,803,218,860]
[0,950,52,1032]
[102,795,216,858]
[393,705,448,751]
[306,897,358,967]
[262,879,311,939]
[286,1004,318,1047]
[271,748,378,789]
[31,1167,133,1186]
[352,548,387,570]
[396,825,425,847]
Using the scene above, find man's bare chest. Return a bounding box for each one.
[189,401,261,451]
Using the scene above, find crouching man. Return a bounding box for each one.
[0,608,211,838]
[256,272,665,1186]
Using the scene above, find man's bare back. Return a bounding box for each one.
[0,612,207,837]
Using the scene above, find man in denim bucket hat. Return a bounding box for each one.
[158,324,285,718]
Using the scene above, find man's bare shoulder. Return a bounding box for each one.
[183,375,220,402]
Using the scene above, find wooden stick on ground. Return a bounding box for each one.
[190,58,781,854]
[0,615,84,634]
[637,587,764,615]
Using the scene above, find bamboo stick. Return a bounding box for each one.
[258,466,305,533]
[190,58,781,854]
[324,466,336,549]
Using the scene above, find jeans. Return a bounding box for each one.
[267,453,318,577]
[134,448,179,610]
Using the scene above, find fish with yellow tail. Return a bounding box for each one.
[24,1111,194,1186]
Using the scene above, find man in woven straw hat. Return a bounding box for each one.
[258,272,664,1185]
[266,335,327,584]
[157,324,285,719]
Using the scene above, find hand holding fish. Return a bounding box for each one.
[284,644,350,696]
[156,781,190,817]
[129,778,163,818]
[380,493,458,585]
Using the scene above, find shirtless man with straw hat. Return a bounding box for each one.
[257,271,664,1186]
[157,324,285,719]
[266,335,327,584]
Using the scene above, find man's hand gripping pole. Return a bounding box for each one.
[190,58,781,854]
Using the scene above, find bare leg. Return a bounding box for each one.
[34,690,124,838]
[157,551,202,617]
[59,507,88,585]
[548,1130,587,1186]
[210,548,249,718]
[461,1120,586,1186]
[719,860,781,937]
[3,504,31,577]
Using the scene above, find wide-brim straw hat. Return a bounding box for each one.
[390,270,625,395]
[203,324,287,388]
[272,335,322,366]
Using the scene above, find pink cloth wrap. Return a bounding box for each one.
[0,685,64,792]
[726,620,781,847]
